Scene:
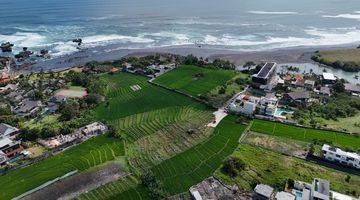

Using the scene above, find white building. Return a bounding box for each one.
[229,94,260,115]
[322,144,360,169]
[82,122,108,135]
[275,191,295,200]
[259,93,278,116]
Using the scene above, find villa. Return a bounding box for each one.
[229,94,260,115]
[322,144,360,169]
[0,137,23,159]
[0,123,19,139]
[252,62,277,88]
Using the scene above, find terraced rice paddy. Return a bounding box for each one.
[250,119,360,150]
[94,72,205,121]
[151,115,246,195]
[76,175,149,200]
[0,135,125,200]
[154,65,238,96]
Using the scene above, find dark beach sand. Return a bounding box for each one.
[28,43,358,72]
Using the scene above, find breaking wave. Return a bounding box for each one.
[322,12,360,20]
[248,11,298,15]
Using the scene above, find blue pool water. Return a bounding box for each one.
[294,190,303,200]
[274,107,294,116]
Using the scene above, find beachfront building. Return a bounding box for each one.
[322,73,336,84]
[252,62,277,88]
[281,91,310,107]
[322,144,360,169]
[229,94,260,115]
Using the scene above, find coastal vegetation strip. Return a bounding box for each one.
[250,119,360,150]
[312,48,360,72]
[215,144,360,196]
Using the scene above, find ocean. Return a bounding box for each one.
[1,0,360,57]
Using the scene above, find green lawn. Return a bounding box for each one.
[93,72,207,121]
[154,65,238,96]
[0,135,125,200]
[151,115,246,195]
[320,114,360,134]
[250,119,360,150]
[215,144,360,196]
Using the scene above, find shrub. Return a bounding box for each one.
[221,157,246,178]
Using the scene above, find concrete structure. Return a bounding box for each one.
[322,144,360,169]
[275,191,295,200]
[282,91,310,106]
[189,177,251,200]
[252,62,277,88]
[0,150,7,165]
[229,94,260,115]
[312,178,330,200]
[0,123,19,138]
[253,184,274,200]
[304,80,315,90]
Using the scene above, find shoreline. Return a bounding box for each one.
[22,43,359,73]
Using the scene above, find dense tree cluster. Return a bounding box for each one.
[312,55,360,72]
[221,157,246,178]
[140,171,167,200]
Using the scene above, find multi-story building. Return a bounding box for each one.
[252,62,277,88]
[322,144,360,169]
[259,93,278,116]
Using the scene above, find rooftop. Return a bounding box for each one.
[275,191,295,200]
[254,184,274,198]
[286,91,310,100]
[322,73,336,81]
[0,123,19,137]
[0,137,13,149]
[256,62,276,78]
[344,83,360,93]
[322,144,360,160]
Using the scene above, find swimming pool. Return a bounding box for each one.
[293,190,303,200]
[274,107,294,117]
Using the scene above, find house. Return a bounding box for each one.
[304,80,315,90]
[322,73,336,84]
[0,150,7,165]
[344,83,360,96]
[318,87,331,96]
[253,184,274,200]
[322,144,360,169]
[259,93,278,116]
[15,99,42,117]
[81,122,108,135]
[229,95,260,115]
[0,123,19,138]
[6,91,24,103]
[0,83,17,93]
[282,91,310,106]
[312,178,330,200]
[275,191,295,200]
[0,137,23,159]
[252,62,277,88]
[50,95,67,103]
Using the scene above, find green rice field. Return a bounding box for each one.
[215,144,360,196]
[154,65,238,96]
[0,135,125,200]
[151,115,246,195]
[250,119,360,150]
[93,72,207,121]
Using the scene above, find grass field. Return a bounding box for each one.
[55,86,87,98]
[154,65,238,96]
[151,115,246,195]
[250,119,360,150]
[76,175,149,200]
[320,114,360,134]
[0,135,125,200]
[316,49,360,63]
[93,72,207,121]
[215,144,360,196]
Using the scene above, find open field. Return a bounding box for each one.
[0,135,125,200]
[76,175,149,200]
[215,144,360,196]
[320,114,360,134]
[55,86,88,98]
[93,72,208,121]
[151,115,246,195]
[154,65,238,96]
[250,119,360,150]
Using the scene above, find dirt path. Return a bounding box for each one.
[21,163,129,200]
